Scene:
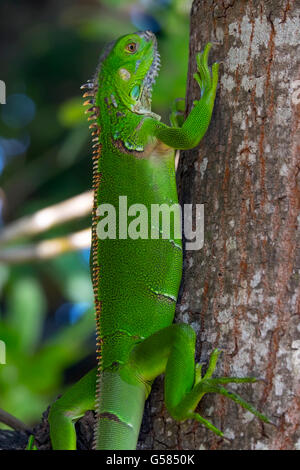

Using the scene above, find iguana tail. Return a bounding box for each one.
[93,369,147,450]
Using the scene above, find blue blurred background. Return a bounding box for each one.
[0,0,191,427]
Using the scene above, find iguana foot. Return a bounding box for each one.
[193,43,219,101]
[180,349,271,439]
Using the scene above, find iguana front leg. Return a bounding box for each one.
[149,43,219,149]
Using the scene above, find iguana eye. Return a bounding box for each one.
[126,42,138,53]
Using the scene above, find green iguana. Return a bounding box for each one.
[48,31,270,450]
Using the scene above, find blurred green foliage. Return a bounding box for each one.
[0,0,191,427]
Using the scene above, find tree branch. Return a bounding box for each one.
[0,228,91,264]
[0,191,93,246]
[0,408,31,432]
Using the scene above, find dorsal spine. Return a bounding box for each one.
[81,79,102,449]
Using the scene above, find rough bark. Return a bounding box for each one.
[0,430,29,450]
[1,0,299,452]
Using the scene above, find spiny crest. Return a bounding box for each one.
[81,79,101,145]
[80,40,118,131]
[80,38,116,104]
[82,76,102,453]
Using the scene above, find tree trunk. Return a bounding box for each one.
[148,0,300,450]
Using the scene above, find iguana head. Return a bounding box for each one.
[96,31,160,115]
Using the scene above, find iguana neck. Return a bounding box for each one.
[94,81,159,153]
[96,82,141,130]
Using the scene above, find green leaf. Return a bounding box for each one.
[7,277,46,353]
[58,97,85,127]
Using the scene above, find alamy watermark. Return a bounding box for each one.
[96,196,204,251]
[0,80,6,104]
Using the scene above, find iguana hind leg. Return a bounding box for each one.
[48,367,96,450]
[124,324,270,439]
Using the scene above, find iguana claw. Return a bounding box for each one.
[194,42,219,99]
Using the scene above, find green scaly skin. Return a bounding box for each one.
[48,31,270,450]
